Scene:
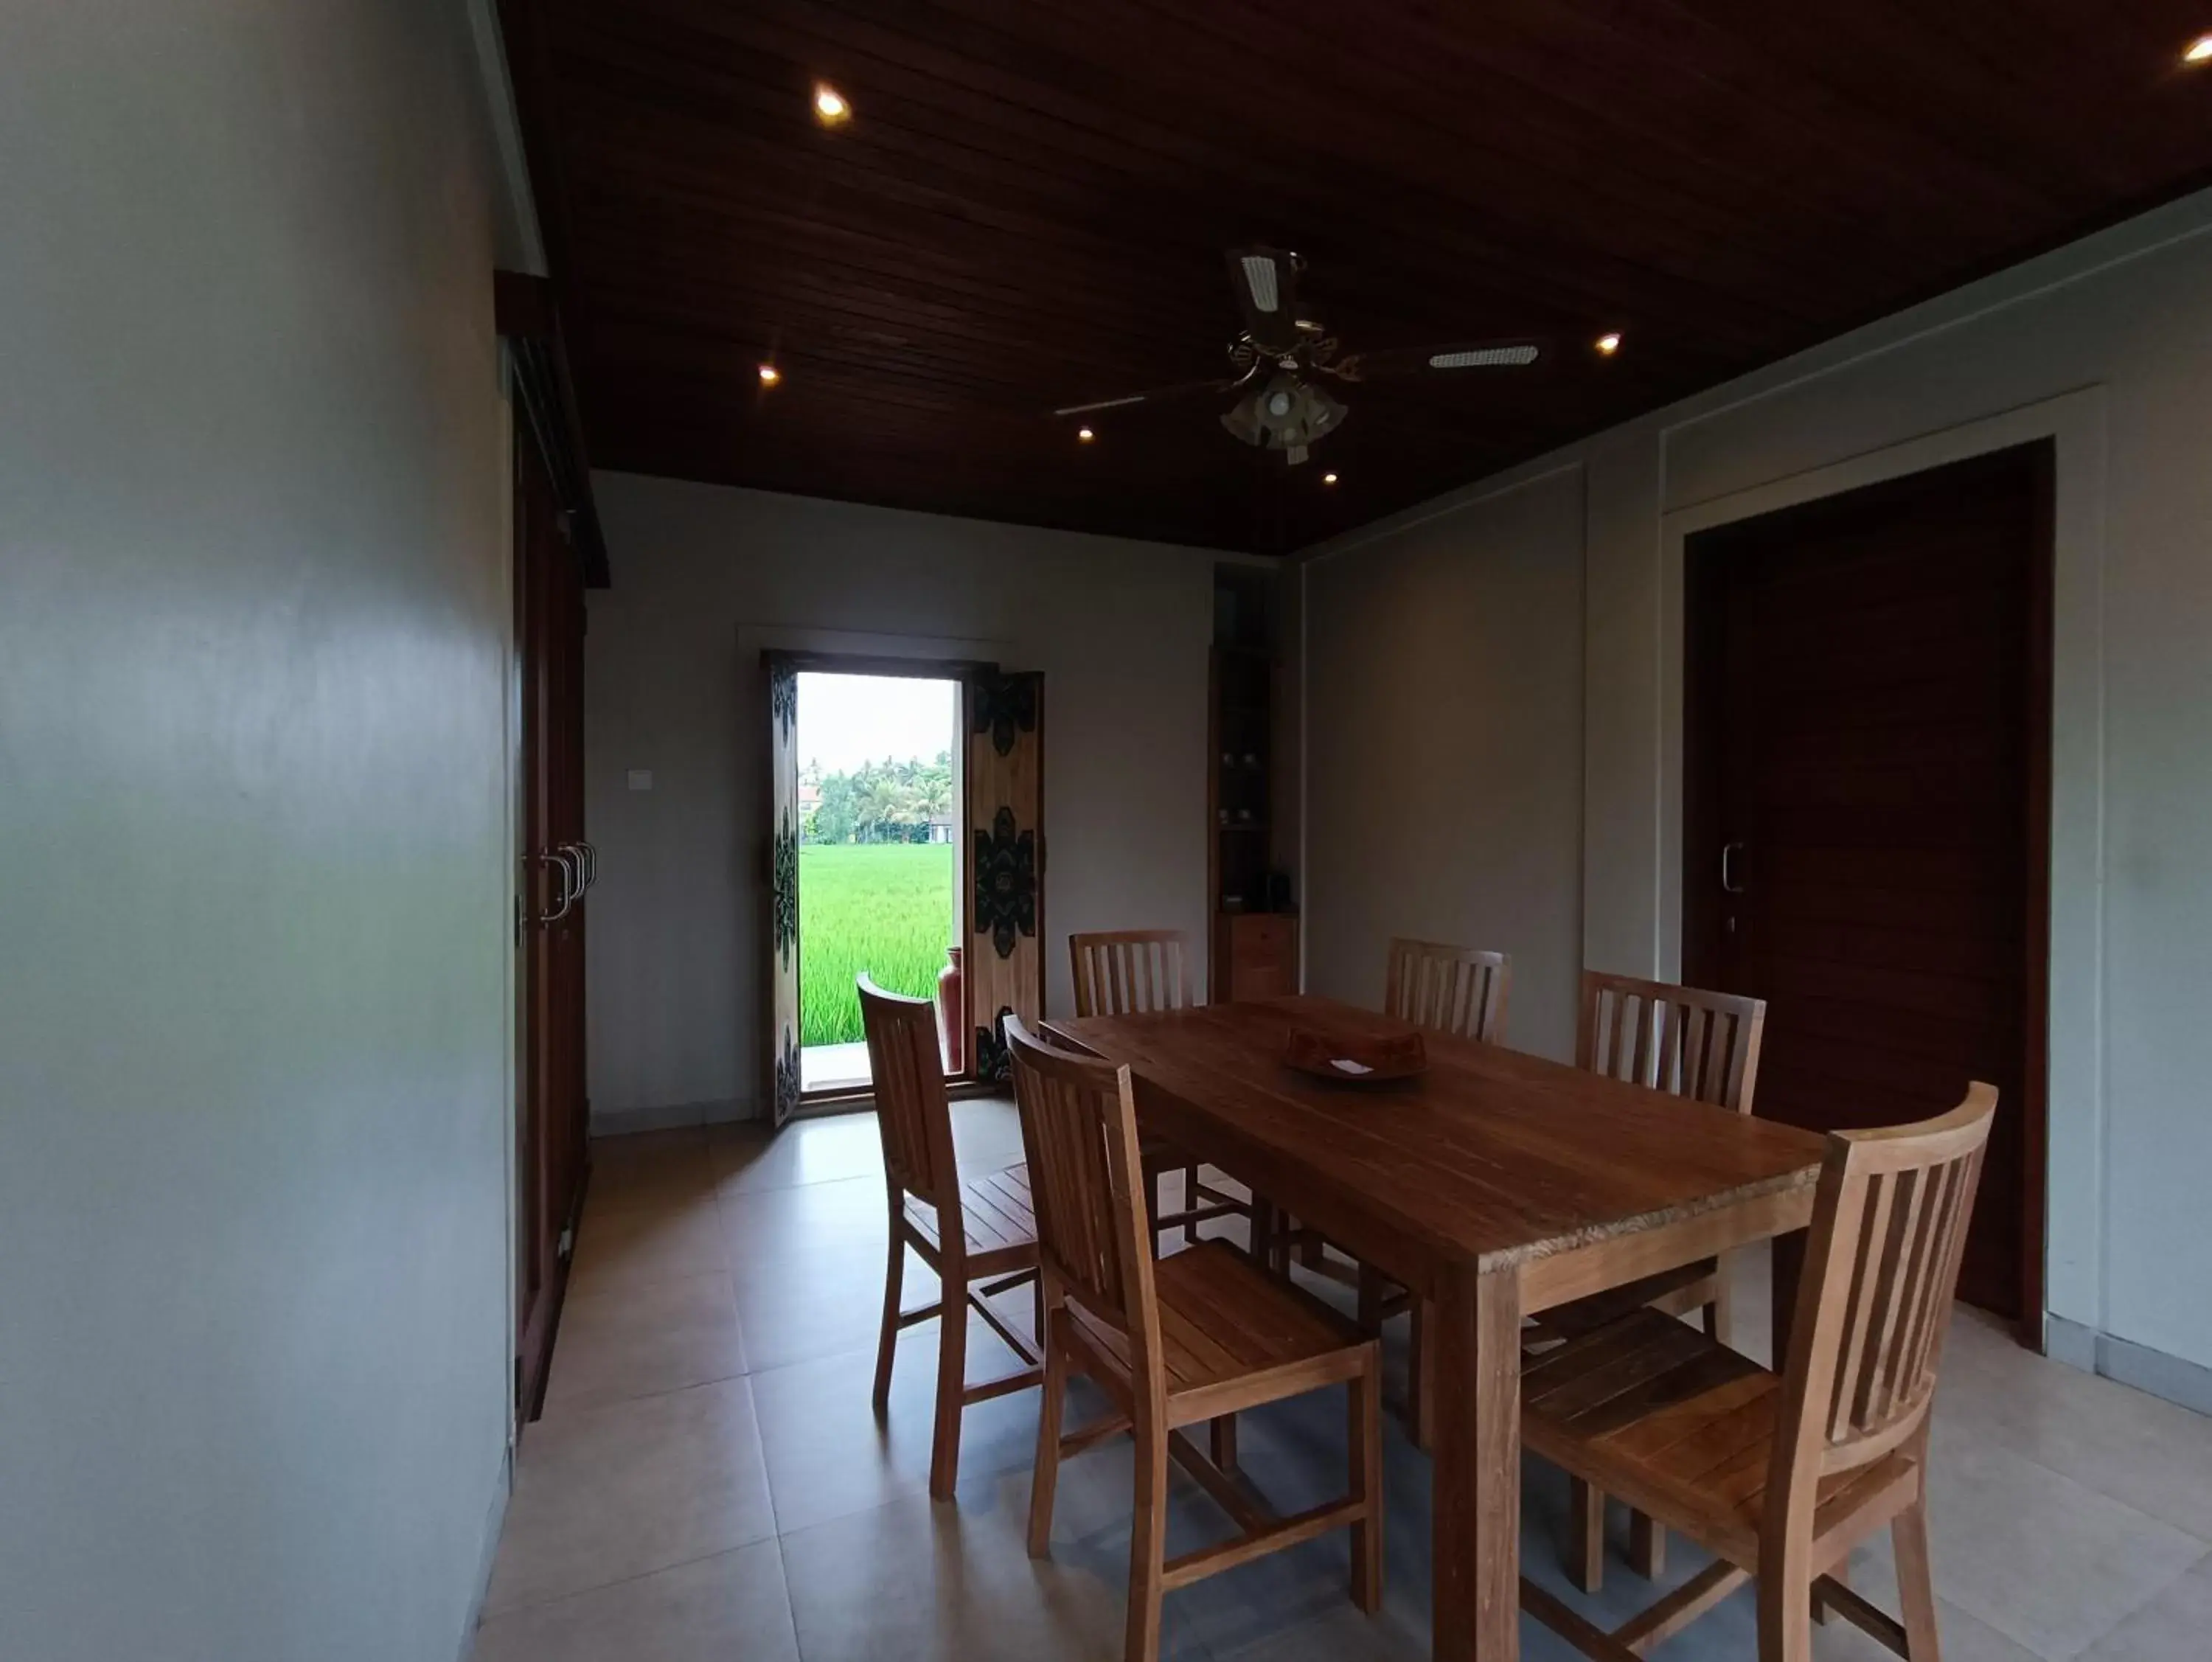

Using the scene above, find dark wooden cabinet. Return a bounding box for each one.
[1214,912,1299,1003]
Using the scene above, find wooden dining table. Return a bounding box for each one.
[1043,994,1828,1662]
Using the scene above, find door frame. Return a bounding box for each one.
[1652,388,2105,1356]
[1680,440,2054,1347]
[740,626,1014,1116]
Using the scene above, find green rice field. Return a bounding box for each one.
[799,843,957,1047]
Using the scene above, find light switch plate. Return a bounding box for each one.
[626,769,653,791]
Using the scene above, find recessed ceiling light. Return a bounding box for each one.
[757,364,781,386]
[2186,34,2212,63]
[1595,332,1624,356]
[1077,426,1095,442]
[813,83,850,124]
[1322,472,1339,485]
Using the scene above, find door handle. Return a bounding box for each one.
[530,850,577,925]
[560,840,596,894]
[1721,841,1747,895]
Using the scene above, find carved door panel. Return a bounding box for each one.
[963,671,1043,1082]
[765,656,801,1128]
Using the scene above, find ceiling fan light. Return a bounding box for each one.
[1429,344,1540,369]
[1239,254,1281,313]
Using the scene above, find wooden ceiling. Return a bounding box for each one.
[501,1,2212,552]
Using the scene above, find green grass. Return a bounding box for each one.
[799,843,957,1047]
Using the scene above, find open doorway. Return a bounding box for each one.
[793,671,964,1093]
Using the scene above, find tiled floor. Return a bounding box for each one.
[473,1104,2212,1661]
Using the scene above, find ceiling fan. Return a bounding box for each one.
[1052,246,1545,465]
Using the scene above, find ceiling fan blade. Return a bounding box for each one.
[1328,337,1547,381]
[1051,376,1240,418]
[1225,246,1306,355]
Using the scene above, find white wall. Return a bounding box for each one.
[0,4,518,1658]
[1303,467,1587,1061]
[584,475,1222,1125]
[1301,189,2212,1386]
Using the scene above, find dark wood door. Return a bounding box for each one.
[515,428,590,1423]
[1684,444,2051,1327]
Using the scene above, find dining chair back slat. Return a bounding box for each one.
[1004,1018,1155,1337]
[1071,930,1192,1018]
[1578,970,1766,1113]
[858,974,956,1210]
[1384,938,1510,1043]
[1778,1086,1994,1482]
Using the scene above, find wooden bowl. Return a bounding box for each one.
[1284,1023,1427,1084]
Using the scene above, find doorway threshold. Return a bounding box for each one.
[800,1041,871,1093]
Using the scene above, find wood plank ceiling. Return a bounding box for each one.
[502,1,2212,553]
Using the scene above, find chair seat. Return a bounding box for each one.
[1068,1240,1370,1428]
[1523,1309,1921,1569]
[902,1164,1037,1276]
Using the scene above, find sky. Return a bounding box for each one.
[796,672,959,774]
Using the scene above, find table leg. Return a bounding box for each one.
[1246,1195,1277,1270]
[1770,1227,1808,1368]
[1430,1262,1520,1662]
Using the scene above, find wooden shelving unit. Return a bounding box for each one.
[1208,569,1296,1001]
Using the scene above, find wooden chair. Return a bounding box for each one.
[1284,939,1512,1445]
[1006,1015,1384,1662]
[1551,970,1767,1589]
[1068,929,1248,1250]
[1519,1084,1997,1662]
[859,976,1042,1501]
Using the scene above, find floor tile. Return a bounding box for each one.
[713,1113,885,1194]
[567,1197,727,1297]
[1901,1416,2205,1658]
[778,1453,1213,1661]
[717,1171,888,1270]
[470,1539,799,1662]
[587,1131,723,1216]
[728,1237,939,1374]
[2080,1552,2212,1661]
[1937,1306,2212,1545]
[750,1303,1043,1536]
[484,1377,776,1613]
[542,1269,748,1416]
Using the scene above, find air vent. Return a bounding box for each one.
[1239,254,1281,313]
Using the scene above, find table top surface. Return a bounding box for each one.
[1044,995,1826,1276]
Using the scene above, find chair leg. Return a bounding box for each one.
[1567,1479,1605,1593]
[1356,1262,1385,1332]
[928,1272,967,1501]
[1183,1164,1202,1245]
[1210,1414,1237,1473]
[1756,1548,1815,1662]
[1300,1229,1324,1270]
[1409,1299,1435,1452]
[1147,1167,1165,1255]
[1026,1321,1065,1559]
[1126,1414,1169,1662]
[1349,1357,1384,1613]
[1630,1509,1666,1580]
[872,1212,904,1416]
[1704,1265,1735,1347]
[1893,1501,1941,1660]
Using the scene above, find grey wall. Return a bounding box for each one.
[584,474,1222,1127]
[1,4,517,1658]
[1301,190,2212,1383]
[1303,470,1587,1061]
